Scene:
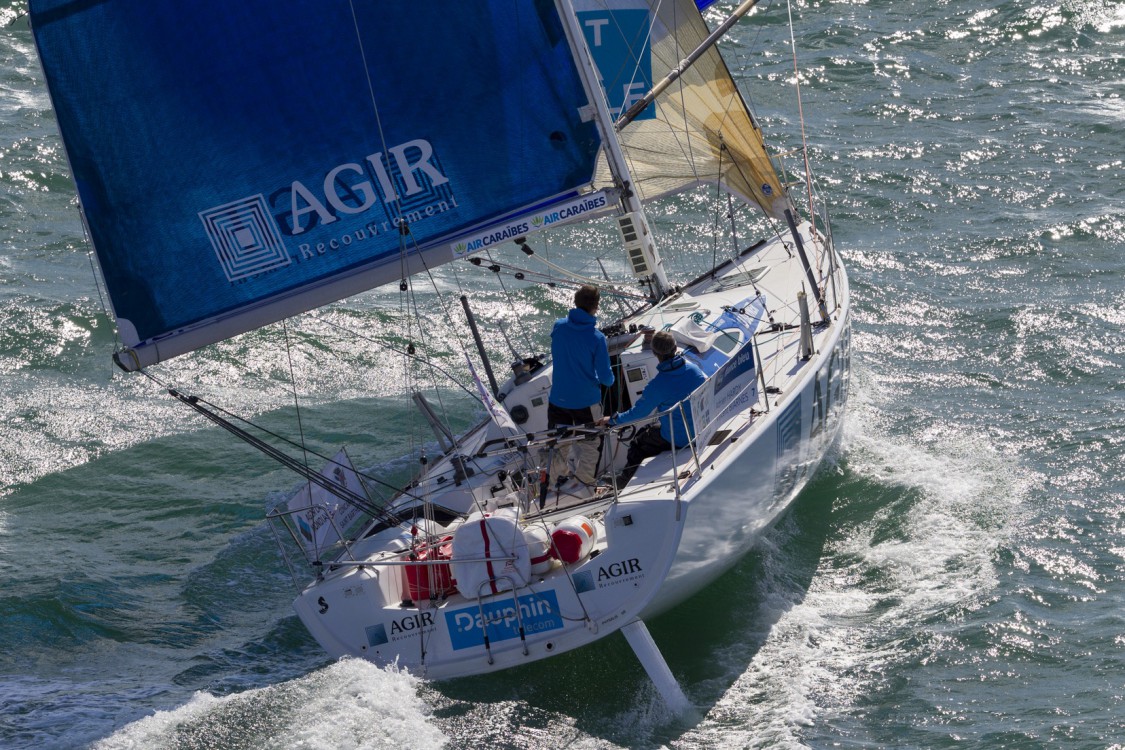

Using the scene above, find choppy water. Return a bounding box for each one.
[3,1,1124,748]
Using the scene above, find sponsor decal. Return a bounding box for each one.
[573,559,645,592]
[290,197,458,263]
[200,195,292,282]
[366,611,437,649]
[812,330,849,440]
[452,192,610,256]
[713,343,755,393]
[366,623,388,647]
[445,590,563,651]
[459,222,530,254]
[390,611,435,638]
[777,394,802,459]
[281,138,451,236]
[200,138,457,281]
[596,557,644,584]
[578,9,655,121]
[691,340,758,448]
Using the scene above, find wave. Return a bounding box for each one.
[93,659,446,750]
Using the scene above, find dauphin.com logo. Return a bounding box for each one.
[444,590,563,650]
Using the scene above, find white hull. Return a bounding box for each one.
[287,223,850,681]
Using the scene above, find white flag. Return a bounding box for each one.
[465,353,519,435]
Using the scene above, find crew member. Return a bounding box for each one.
[598,330,705,485]
[548,285,614,489]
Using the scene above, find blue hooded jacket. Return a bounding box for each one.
[549,308,614,409]
[610,354,706,447]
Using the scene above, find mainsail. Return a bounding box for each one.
[574,0,788,218]
[30,1,603,368]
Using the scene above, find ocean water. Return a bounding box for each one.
[2,0,1123,748]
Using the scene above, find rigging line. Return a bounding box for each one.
[468,257,650,305]
[786,0,817,227]
[78,219,120,354]
[345,0,402,228]
[591,0,657,119]
[469,257,563,287]
[468,257,561,288]
[152,380,407,521]
[282,319,314,485]
[317,317,483,404]
[594,256,631,324]
[719,131,790,247]
[668,0,708,188]
[345,0,414,294]
[483,247,533,357]
[730,0,773,119]
[616,0,764,130]
[180,394,399,520]
[702,12,784,224]
[396,251,418,467]
[403,254,457,428]
[712,143,725,271]
[345,0,427,476]
[135,368,413,515]
[448,249,469,298]
[401,226,482,431]
[706,2,764,141]
[567,3,653,209]
[522,246,627,287]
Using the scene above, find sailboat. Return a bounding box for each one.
[30,0,850,707]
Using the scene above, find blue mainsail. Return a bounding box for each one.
[30,1,601,367]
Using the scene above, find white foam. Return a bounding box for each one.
[678,363,1031,745]
[92,659,447,750]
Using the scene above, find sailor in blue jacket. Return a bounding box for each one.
[548,285,615,488]
[598,330,706,485]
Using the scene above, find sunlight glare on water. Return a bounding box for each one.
[1,0,1123,747]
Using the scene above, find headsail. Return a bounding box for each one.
[574,0,789,218]
[30,1,602,368]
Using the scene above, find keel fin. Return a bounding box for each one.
[621,619,692,715]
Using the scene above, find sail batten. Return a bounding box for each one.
[30,1,602,367]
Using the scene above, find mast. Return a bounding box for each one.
[555,0,670,299]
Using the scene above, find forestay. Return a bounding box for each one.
[30,1,603,368]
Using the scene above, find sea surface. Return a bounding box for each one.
[2,1,1124,748]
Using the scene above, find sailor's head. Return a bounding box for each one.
[651,330,677,361]
[574,284,600,314]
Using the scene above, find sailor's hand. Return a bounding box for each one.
[596,416,612,427]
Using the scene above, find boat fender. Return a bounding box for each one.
[551,515,597,564]
[450,508,531,598]
[523,525,554,575]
